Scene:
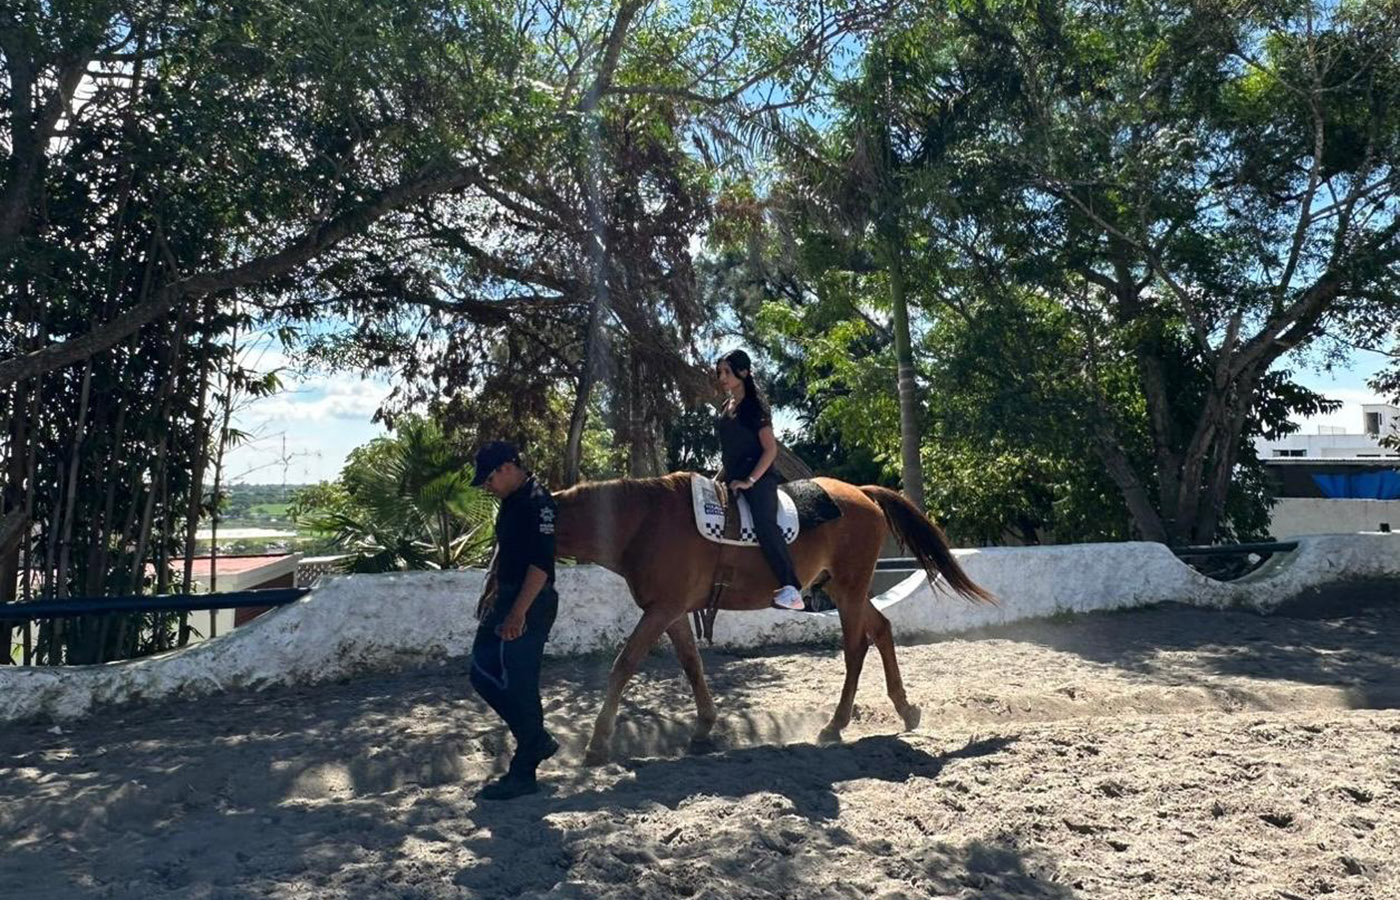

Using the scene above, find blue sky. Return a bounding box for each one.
[1285,347,1394,433]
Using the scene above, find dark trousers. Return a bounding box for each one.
[745,473,800,590]
[469,586,558,775]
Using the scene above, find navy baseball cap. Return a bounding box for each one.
[471,440,521,486]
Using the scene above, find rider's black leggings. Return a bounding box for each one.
[745,472,800,590]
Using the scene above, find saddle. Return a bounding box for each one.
[689,474,800,545]
[687,473,843,643]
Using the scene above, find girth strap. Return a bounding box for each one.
[693,559,734,646]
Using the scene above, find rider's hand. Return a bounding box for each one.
[712,475,729,508]
[729,478,754,494]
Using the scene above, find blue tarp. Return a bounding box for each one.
[1311,470,1400,500]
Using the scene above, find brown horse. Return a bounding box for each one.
[552,473,995,764]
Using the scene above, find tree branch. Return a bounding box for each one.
[0,164,484,387]
[0,42,92,246]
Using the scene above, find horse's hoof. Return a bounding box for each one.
[817,726,842,745]
[902,705,922,732]
[582,747,610,767]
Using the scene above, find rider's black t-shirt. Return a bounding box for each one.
[716,402,773,482]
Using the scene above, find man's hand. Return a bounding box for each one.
[728,478,754,494]
[497,608,527,641]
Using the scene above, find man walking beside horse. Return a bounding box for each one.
[468,439,561,801]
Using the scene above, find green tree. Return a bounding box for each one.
[291,1,899,485]
[1,0,528,662]
[771,31,951,509]
[296,417,496,572]
[751,0,1397,544]
[935,0,1400,543]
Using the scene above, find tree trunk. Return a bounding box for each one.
[55,360,93,598]
[1192,370,1261,543]
[1090,416,1170,543]
[207,312,244,604]
[564,137,612,486]
[88,401,127,597]
[561,4,642,485]
[886,244,926,511]
[1134,337,1184,539]
[0,387,28,609]
[180,302,215,644]
[0,43,90,250]
[0,381,29,663]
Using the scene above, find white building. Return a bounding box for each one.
[1254,403,1400,538]
[1255,402,1400,459]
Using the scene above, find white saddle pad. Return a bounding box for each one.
[689,473,799,546]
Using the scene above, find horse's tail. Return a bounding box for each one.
[860,486,998,605]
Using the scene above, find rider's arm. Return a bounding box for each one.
[746,425,779,482]
[506,495,556,620]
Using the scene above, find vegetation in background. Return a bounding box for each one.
[3,0,1396,664]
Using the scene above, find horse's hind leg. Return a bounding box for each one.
[584,607,675,766]
[818,592,871,744]
[868,604,920,731]
[666,619,719,749]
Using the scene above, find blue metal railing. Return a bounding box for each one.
[1,587,310,621]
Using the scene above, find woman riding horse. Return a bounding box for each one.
[713,349,804,611]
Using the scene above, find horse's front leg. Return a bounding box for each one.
[666,619,719,749]
[584,608,676,766]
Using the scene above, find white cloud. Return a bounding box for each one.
[222,341,395,483]
[248,378,390,423]
[1286,348,1394,435]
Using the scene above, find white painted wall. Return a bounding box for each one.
[2,533,1397,723]
[1268,499,1400,539]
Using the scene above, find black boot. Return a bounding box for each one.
[477,732,558,801]
[527,732,560,766]
[477,772,539,801]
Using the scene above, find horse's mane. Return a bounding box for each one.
[561,471,690,506]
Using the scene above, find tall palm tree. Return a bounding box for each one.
[777,40,952,510]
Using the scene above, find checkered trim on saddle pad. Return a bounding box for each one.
[689,473,799,547]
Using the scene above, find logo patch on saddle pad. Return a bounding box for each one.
[689,474,799,546]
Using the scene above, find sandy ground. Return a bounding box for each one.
[2,599,1398,900]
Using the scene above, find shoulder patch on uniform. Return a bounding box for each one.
[537,504,555,534]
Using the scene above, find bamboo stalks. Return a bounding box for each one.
[180,299,215,645]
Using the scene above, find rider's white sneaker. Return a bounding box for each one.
[771,585,804,610]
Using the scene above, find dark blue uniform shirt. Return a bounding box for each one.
[494,474,557,594]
